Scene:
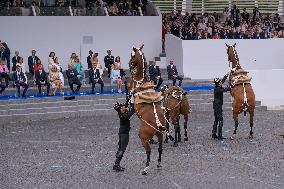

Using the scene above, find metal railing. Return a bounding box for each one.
[151,0,282,15]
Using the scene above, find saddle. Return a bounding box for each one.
[134,84,163,104]
[230,68,252,87]
[164,86,184,98]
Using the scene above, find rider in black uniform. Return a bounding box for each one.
[113,101,135,172]
[212,78,231,140]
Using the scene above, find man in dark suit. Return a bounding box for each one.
[13,64,29,97]
[28,50,39,75]
[35,64,50,96]
[104,50,114,78]
[253,30,264,39]
[149,60,163,91]
[167,60,183,87]
[87,50,93,69]
[0,40,10,71]
[12,50,21,72]
[89,62,104,94]
[235,30,246,39]
[66,64,82,94]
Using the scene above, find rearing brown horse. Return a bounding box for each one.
[127,46,166,175]
[224,43,256,139]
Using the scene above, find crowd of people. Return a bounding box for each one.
[0,39,131,97]
[162,5,284,47]
[0,0,154,16]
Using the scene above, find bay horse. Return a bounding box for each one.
[224,43,256,139]
[127,46,167,175]
[161,86,191,146]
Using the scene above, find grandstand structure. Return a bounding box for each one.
[152,0,283,16]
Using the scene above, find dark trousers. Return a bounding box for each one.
[115,133,129,166]
[15,82,29,96]
[169,76,183,86]
[69,79,82,92]
[0,83,5,94]
[91,79,104,93]
[107,65,112,78]
[0,72,11,87]
[151,77,163,90]
[37,81,50,95]
[212,105,223,137]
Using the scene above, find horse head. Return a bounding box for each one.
[225,43,241,70]
[129,44,147,81]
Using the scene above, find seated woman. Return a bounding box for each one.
[114,56,125,79]
[72,56,86,85]
[49,64,63,95]
[111,63,122,93]
[54,57,64,86]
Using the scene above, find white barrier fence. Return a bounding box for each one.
[0,16,162,70]
[165,34,284,106]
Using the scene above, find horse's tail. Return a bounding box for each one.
[242,83,249,116]
[243,102,248,116]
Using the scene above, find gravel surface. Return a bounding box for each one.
[1,110,284,189]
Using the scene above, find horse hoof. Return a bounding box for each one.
[230,136,235,140]
[157,163,162,168]
[249,135,254,139]
[164,139,168,143]
[173,143,178,147]
[184,137,188,141]
[142,171,148,175]
[168,135,174,141]
[178,139,181,143]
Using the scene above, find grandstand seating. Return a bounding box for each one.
[152,0,282,15]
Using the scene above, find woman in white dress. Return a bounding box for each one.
[111,62,122,93]
[54,57,64,86]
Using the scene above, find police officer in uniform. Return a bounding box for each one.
[104,50,114,78]
[113,101,135,172]
[212,78,230,140]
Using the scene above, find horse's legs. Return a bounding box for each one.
[173,118,179,147]
[249,110,254,138]
[230,112,239,140]
[164,112,170,143]
[184,114,189,141]
[157,133,163,168]
[177,115,181,142]
[140,136,151,175]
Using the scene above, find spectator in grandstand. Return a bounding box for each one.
[66,63,81,94]
[89,62,104,94]
[253,7,261,21]
[34,59,44,73]
[0,58,11,87]
[111,62,122,93]
[108,2,119,16]
[230,4,240,20]
[167,60,183,87]
[12,50,22,72]
[70,52,77,64]
[104,50,114,78]
[35,63,50,96]
[28,49,39,75]
[87,50,93,69]
[54,57,64,86]
[114,56,125,79]
[18,57,26,73]
[0,40,10,72]
[72,56,86,85]
[13,63,29,97]
[241,8,250,22]
[0,79,5,95]
[149,59,163,91]
[48,51,56,64]
[162,20,169,50]
[212,32,220,39]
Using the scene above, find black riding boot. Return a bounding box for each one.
[113,151,125,172]
[217,120,226,140]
